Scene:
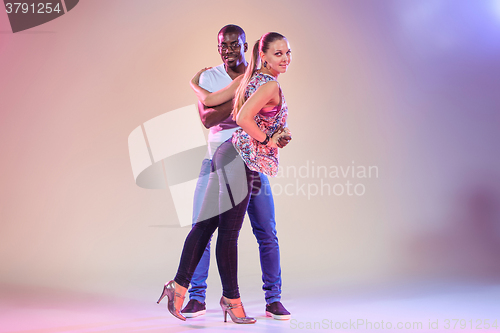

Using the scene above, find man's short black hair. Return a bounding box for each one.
[218,24,246,43]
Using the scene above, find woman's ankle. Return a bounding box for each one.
[174,283,187,296]
[173,282,187,308]
[223,296,245,317]
[224,296,241,303]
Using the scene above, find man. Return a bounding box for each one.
[181,24,291,320]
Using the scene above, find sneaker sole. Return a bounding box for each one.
[182,310,206,318]
[266,311,291,320]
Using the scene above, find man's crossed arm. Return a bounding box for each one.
[197,99,233,129]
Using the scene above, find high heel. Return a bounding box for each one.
[157,280,186,321]
[219,296,256,324]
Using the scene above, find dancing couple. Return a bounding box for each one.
[157,24,293,324]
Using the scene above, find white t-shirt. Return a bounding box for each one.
[199,64,239,159]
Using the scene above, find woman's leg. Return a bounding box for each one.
[174,163,221,289]
[211,141,259,300]
[172,139,244,293]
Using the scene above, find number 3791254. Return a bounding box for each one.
[5,3,62,14]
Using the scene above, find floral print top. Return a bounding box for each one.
[232,72,288,177]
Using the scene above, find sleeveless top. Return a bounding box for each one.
[232,72,288,177]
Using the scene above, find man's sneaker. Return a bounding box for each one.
[181,299,206,318]
[265,301,291,320]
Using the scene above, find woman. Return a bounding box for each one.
[158,32,292,324]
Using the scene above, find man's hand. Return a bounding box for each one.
[270,126,292,148]
[278,130,292,148]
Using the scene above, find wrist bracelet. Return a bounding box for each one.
[260,134,270,145]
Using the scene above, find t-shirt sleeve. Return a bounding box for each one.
[199,71,212,92]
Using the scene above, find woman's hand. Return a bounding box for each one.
[190,68,241,107]
[191,67,211,86]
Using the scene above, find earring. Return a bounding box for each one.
[263,61,268,68]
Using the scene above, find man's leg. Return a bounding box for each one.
[182,158,211,317]
[247,173,291,319]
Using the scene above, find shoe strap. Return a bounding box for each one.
[168,280,186,300]
[226,302,243,310]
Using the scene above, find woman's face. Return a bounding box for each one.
[262,38,292,75]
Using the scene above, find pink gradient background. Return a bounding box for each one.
[1,0,500,332]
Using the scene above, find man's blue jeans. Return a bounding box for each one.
[189,157,282,304]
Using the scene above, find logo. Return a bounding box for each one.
[3,0,79,33]
[128,105,249,227]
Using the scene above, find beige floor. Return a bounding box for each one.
[1,281,499,333]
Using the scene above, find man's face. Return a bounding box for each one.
[218,32,247,69]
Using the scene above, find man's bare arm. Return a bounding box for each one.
[198,99,234,129]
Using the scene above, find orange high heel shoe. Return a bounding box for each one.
[219,296,256,324]
[157,280,186,321]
